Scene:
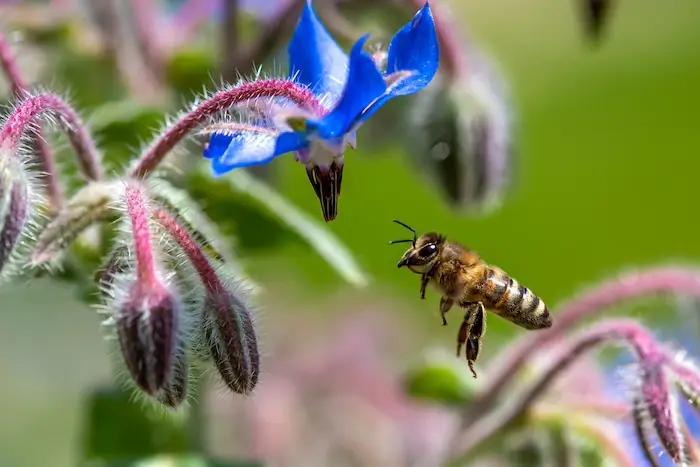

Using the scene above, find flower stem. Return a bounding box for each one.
[0,93,103,181]
[0,32,63,208]
[462,267,700,428]
[123,182,157,287]
[130,79,324,179]
[152,208,224,295]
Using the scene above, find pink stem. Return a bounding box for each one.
[464,267,700,426]
[152,208,225,295]
[130,79,324,179]
[124,182,157,286]
[0,93,103,181]
[0,32,63,207]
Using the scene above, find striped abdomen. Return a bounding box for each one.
[475,267,552,330]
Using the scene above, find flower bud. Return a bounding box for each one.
[0,156,32,278]
[32,181,117,266]
[406,59,513,216]
[201,279,260,395]
[114,279,181,397]
[154,349,189,409]
[637,361,686,464]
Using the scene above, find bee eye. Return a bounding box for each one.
[419,244,437,256]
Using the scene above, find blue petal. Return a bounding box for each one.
[385,2,439,97]
[203,132,233,160]
[208,130,306,176]
[288,0,348,103]
[276,131,310,154]
[305,35,386,140]
[314,3,441,134]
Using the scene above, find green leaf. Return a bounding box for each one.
[80,385,192,465]
[222,169,370,289]
[403,350,478,406]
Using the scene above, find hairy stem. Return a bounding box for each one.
[448,319,673,462]
[0,32,62,207]
[123,182,157,286]
[462,267,700,429]
[130,79,324,178]
[0,92,103,180]
[152,208,224,295]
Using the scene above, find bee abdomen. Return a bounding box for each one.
[479,268,552,330]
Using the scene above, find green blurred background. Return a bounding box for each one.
[1,0,699,465]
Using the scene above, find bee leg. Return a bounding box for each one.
[456,302,486,379]
[420,274,429,300]
[439,297,454,326]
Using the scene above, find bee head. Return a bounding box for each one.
[389,220,443,274]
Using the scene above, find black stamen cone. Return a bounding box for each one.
[306,162,343,222]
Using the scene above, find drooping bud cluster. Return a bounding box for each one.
[98,181,189,405]
[0,30,367,409]
[151,206,260,396]
[96,181,261,408]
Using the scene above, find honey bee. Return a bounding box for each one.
[389,220,552,378]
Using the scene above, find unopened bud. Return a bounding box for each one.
[154,350,189,409]
[202,280,260,395]
[0,156,31,277]
[115,280,181,397]
[407,60,513,215]
[32,181,116,266]
[637,357,686,463]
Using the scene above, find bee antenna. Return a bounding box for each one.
[391,219,417,246]
[388,239,414,245]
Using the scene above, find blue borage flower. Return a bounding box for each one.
[202,0,439,222]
